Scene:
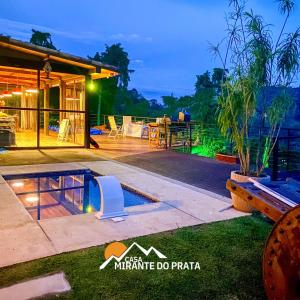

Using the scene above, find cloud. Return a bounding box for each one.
[109,33,152,43]
[0,18,153,44]
[131,59,144,65]
[0,18,87,41]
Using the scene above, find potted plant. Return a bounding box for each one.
[211,0,299,212]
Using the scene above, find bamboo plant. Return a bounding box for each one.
[211,0,299,176]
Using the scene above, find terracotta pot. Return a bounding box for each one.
[230,171,270,213]
[216,153,239,164]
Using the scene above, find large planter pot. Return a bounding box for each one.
[230,171,270,213]
[216,153,239,164]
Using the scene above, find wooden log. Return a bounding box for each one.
[263,205,300,300]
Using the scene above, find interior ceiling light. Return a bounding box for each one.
[66,97,80,101]
[25,196,39,203]
[12,87,22,95]
[3,82,12,97]
[12,75,22,95]
[3,90,12,97]
[12,181,24,187]
[25,88,38,94]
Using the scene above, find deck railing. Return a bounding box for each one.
[89,113,300,180]
[89,114,157,127]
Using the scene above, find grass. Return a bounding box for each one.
[0,215,272,300]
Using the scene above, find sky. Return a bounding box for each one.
[0,0,299,101]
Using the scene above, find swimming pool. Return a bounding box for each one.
[4,169,152,220]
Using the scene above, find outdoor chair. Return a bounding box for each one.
[58,119,71,141]
[122,116,132,137]
[108,116,123,138]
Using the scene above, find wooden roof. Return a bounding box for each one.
[0,35,119,85]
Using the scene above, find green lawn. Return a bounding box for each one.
[0,215,272,300]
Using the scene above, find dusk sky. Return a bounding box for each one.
[0,0,299,100]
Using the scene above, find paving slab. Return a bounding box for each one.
[0,180,56,267]
[0,222,56,267]
[0,183,32,229]
[39,202,201,253]
[0,162,85,176]
[0,175,6,184]
[0,272,71,300]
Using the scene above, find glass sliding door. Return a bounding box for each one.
[39,109,85,147]
[0,69,39,148]
[0,100,38,148]
[0,68,86,149]
[39,80,85,147]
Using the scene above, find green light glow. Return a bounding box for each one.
[88,81,95,91]
[191,145,216,158]
[262,137,270,168]
[86,205,93,213]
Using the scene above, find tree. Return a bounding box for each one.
[193,71,217,124]
[162,94,178,116]
[193,88,216,125]
[30,29,56,49]
[149,99,164,117]
[91,44,133,89]
[212,68,227,93]
[89,44,134,115]
[195,71,212,91]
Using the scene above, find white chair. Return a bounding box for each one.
[58,119,70,141]
[156,117,163,124]
[122,116,132,137]
[108,116,123,138]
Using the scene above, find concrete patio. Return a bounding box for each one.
[0,160,247,267]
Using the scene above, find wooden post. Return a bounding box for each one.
[59,81,66,122]
[97,93,101,126]
[37,69,41,148]
[20,86,26,129]
[169,130,173,148]
[44,84,50,135]
[164,119,168,149]
[84,75,91,148]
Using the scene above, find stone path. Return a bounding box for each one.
[0,272,71,300]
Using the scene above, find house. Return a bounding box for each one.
[0,35,118,149]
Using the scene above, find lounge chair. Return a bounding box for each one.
[58,119,70,141]
[108,116,123,138]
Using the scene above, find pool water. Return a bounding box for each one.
[4,169,152,220]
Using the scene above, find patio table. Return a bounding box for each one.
[123,122,144,138]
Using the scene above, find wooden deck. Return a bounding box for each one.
[14,130,82,147]
[9,131,159,155]
[91,134,163,159]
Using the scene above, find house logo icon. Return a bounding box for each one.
[100,242,167,270]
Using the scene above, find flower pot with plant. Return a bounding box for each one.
[211,0,298,212]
